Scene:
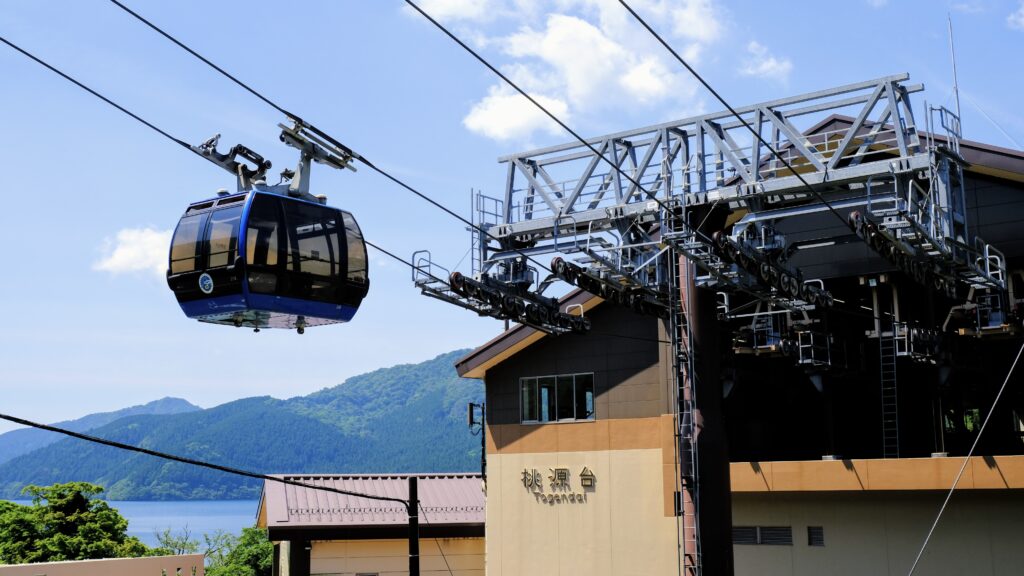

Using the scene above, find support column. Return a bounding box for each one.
[690,281,734,576]
[287,539,310,576]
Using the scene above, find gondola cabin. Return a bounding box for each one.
[167,190,369,331]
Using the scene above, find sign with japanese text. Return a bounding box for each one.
[521,466,596,504]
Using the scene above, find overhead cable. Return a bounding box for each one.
[403,0,677,218]
[106,0,555,276]
[617,0,853,229]
[404,0,955,330]
[0,412,408,505]
[0,35,195,157]
[906,338,1024,574]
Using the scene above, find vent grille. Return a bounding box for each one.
[732,526,793,546]
[808,526,825,547]
[759,526,793,545]
[732,526,758,545]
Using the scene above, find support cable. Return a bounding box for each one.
[417,502,455,576]
[906,338,1024,575]
[407,0,825,321]
[3,12,947,337]
[0,35,196,159]
[105,0,555,277]
[617,0,862,231]
[0,412,409,506]
[0,32,452,303]
[404,0,678,220]
[614,0,974,332]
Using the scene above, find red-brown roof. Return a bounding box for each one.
[258,473,484,532]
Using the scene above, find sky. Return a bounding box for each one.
[1,0,1022,433]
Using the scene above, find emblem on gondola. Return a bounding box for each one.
[198,273,215,294]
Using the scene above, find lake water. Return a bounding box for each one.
[7,499,260,547]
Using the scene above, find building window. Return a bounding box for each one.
[807,526,825,546]
[520,373,595,423]
[732,526,793,546]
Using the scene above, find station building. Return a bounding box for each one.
[454,125,1024,576]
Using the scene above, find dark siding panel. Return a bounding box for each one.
[485,304,665,425]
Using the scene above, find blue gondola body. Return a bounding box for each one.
[167,190,369,330]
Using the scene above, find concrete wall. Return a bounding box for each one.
[0,554,205,576]
[485,413,680,576]
[307,538,483,576]
[732,491,1024,576]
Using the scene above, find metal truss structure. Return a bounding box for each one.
[417,73,1007,334]
[413,73,1012,576]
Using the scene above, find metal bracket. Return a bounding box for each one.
[191,134,272,192]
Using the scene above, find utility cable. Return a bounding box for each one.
[906,338,1024,575]
[0,33,457,309]
[405,0,950,331]
[615,0,985,330]
[0,34,195,158]
[106,0,556,278]
[404,0,818,316]
[0,33,668,341]
[618,0,861,233]
[404,0,677,220]
[0,412,409,506]
[417,501,455,576]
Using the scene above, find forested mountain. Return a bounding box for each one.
[0,350,481,500]
[0,397,200,465]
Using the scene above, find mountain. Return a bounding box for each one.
[0,350,482,500]
[0,397,200,465]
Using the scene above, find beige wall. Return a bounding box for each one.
[0,554,205,576]
[486,448,679,576]
[732,491,1024,576]
[308,538,483,576]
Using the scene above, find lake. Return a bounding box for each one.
[7,499,261,547]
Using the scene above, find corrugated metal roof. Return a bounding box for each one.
[260,473,484,528]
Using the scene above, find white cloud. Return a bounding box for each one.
[463,85,569,141]
[455,1,724,143]
[94,227,172,277]
[866,0,888,7]
[1009,2,1024,29]
[738,40,792,82]
[669,0,722,43]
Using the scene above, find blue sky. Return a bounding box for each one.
[1,0,1022,433]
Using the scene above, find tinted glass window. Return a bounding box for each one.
[283,202,338,278]
[519,373,595,423]
[521,377,538,422]
[341,211,367,284]
[246,195,283,267]
[206,206,242,268]
[170,213,208,274]
[538,376,556,422]
[575,374,595,420]
[557,376,575,420]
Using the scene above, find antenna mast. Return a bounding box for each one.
[948,14,963,128]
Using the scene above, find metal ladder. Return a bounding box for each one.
[669,250,702,576]
[880,322,900,458]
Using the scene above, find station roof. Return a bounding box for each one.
[257,473,484,540]
[810,114,1024,183]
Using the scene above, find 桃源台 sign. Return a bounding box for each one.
[521,466,595,504]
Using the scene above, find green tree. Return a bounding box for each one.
[153,525,201,556]
[206,527,273,576]
[0,482,150,564]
